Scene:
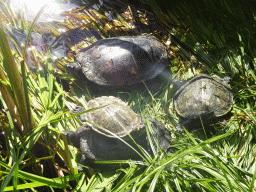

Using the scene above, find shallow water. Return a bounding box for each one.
[9,0,83,22]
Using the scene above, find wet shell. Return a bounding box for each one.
[75,35,169,85]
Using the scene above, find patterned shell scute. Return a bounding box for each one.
[83,96,144,138]
[76,35,169,85]
[174,74,233,119]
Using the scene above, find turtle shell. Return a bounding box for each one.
[75,35,169,85]
[78,96,144,138]
[173,74,233,119]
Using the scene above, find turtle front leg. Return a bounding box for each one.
[176,119,191,133]
[80,139,96,160]
[75,124,96,160]
[79,154,87,171]
[64,124,91,148]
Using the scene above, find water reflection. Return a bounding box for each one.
[9,0,83,22]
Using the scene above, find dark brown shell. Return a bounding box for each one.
[174,74,233,119]
[76,35,169,85]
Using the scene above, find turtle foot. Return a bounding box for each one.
[77,154,87,172]
[175,125,185,133]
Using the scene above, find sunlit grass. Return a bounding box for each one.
[0,0,255,191]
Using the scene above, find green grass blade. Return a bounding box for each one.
[0,22,30,132]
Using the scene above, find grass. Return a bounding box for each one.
[0,0,255,191]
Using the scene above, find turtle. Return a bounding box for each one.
[66,35,170,87]
[173,74,233,132]
[64,96,172,170]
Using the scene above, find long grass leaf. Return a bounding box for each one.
[0,22,29,132]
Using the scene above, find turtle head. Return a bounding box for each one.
[66,62,88,80]
[156,68,185,89]
[63,130,81,149]
[172,80,185,89]
[66,62,82,72]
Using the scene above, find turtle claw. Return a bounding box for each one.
[175,125,184,133]
[176,119,191,133]
[223,76,231,83]
[77,165,84,172]
[78,154,87,172]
